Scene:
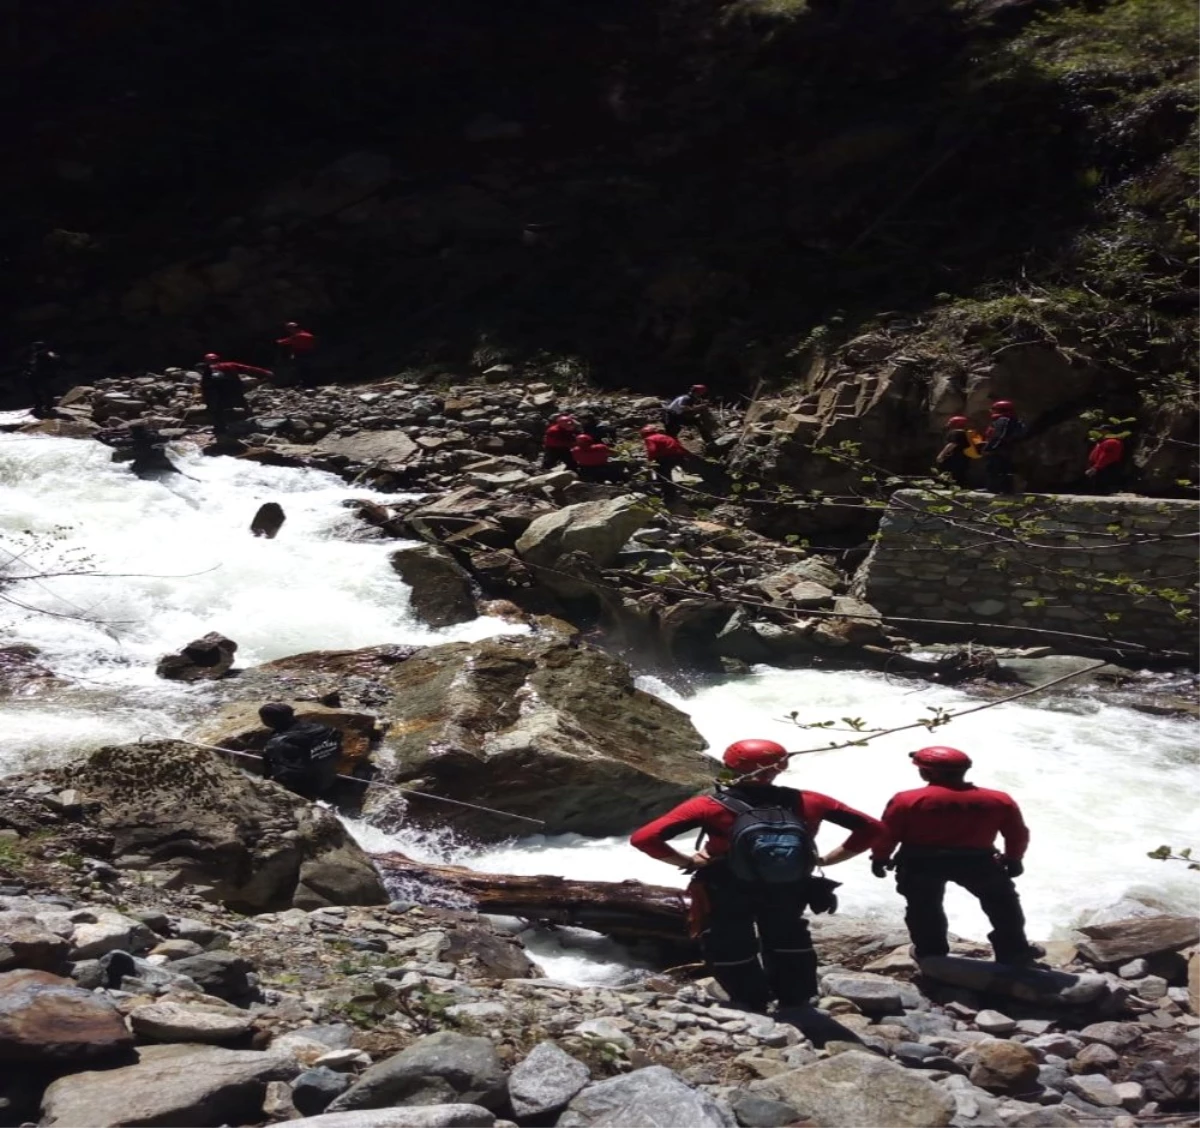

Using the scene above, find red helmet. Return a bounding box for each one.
[284,321,299,331]
[947,415,969,428]
[575,434,595,446]
[690,384,708,396]
[910,746,972,770]
[641,423,662,436]
[991,400,1015,415]
[203,352,220,362]
[555,414,577,426]
[723,738,788,773]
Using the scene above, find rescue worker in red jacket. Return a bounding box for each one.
[1086,427,1125,494]
[197,353,272,435]
[542,414,579,470]
[570,433,626,483]
[641,423,689,501]
[632,739,882,1012]
[276,321,318,388]
[872,746,1044,965]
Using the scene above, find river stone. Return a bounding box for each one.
[819,974,903,1016]
[169,949,256,1002]
[326,1031,508,1113]
[0,911,70,972]
[285,1108,496,1128]
[516,496,652,571]
[557,1065,736,1127]
[915,955,1109,1006]
[68,910,157,959]
[507,1040,590,1117]
[39,1044,300,1127]
[129,1000,254,1042]
[729,1091,807,1128]
[1064,1073,1122,1107]
[293,1067,354,1115]
[1077,1021,1141,1049]
[0,968,134,1064]
[1070,1043,1120,1073]
[766,1050,954,1127]
[389,545,477,628]
[316,430,419,467]
[974,1009,1017,1036]
[1075,915,1199,965]
[969,1040,1040,1094]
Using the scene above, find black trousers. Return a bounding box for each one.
[698,869,818,1011]
[29,379,54,417]
[1088,464,1123,494]
[895,850,1034,962]
[542,447,573,471]
[650,457,683,501]
[984,450,1015,493]
[939,453,971,488]
[576,463,627,484]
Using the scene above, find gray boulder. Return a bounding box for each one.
[169,950,256,1002]
[508,1041,590,1118]
[286,1108,495,1128]
[1074,914,1199,965]
[156,631,239,682]
[128,1000,253,1043]
[820,974,903,1016]
[557,1066,736,1127]
[293,1067,354,1115]
[767,1050,955,1127]
[39,1044,299,1127]
[326,1031,507,1113]
[316,430,419,468]
[0,912,70,972]
[916,955,1109,1006]
[390,545,477,628]
[516,497,652,594]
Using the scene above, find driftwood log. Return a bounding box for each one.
[375,852,691,946]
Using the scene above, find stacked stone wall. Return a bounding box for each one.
[854,491,1199,661]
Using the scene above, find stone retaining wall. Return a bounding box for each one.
[854,491,1199,661]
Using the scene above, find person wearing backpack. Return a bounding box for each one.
[258,702,342,800]
[982,399,1025,494]
[871,746,1045,965]
[630,738,883,1013]
[935,415,983,487]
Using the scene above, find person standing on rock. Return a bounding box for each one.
[197,353,271,436]
[982,400,1024,494]
[935,415,982,487]
[1085,426,1126,494]
[871,746,1045,966]
[631,738,883,1013]
[663,384,716,444]
[24,340,62,418]
[542,414,580,470]
[571,433,626,483]
[275,321,317,388]
[259,703,341,800]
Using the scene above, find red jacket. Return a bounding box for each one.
[572,440,611,467]
[277,329,316,355]
[631,788,883,861]
[1088,437,1124,471]
[872,782,1029,862]
[644,433,687,462]
[213,360,272,378]
[543,422,578,450]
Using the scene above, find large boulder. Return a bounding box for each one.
[39,1044,300,1127]
[0,968,134,1065]
[389,545,477,628]
[156,631,238,681]
[1074,914,1200,966]
[316,430,419,468]
[44,742,386,913]
[557,1066,734,1127]
[367,634,715,838]
[0,912,70,972]
[507,1041,590,1118]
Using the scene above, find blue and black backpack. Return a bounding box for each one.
[715,787,816,884]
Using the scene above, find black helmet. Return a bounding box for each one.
[258,702,295,729]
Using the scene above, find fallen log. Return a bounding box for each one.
[374,852,691,947]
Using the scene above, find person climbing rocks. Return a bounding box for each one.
[276,321,317,388]
[1086,426,1126,494]
[571,433,626,483]
[541,414,580,470]
[982,400,1025,494]
[25,341,62,418]
[631,738,883,1013]
[871,746,1044,966]
[935,415,983,487]
[662,384,716,443]
[197,353,271,435]
[258,703,341,800]
[575,408,616,446]
[641,422,690,502]
[95,423,180,479]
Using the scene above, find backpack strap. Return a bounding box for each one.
[712,790,753,816]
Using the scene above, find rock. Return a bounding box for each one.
[1110,1081,1145,1112]
[68,910,158,959]
[1077,1021,1140,1049]
[0,911,70,972]
[515,497,652,589]
[969,1040,1040,1095]
[1064,1073,1121,1107]
[316,430,419,467]
[156,631,239,681]
[149,937,205,960]
[389,545,477,627]
[40,1044,300,1127]
[129,1000,254,1042]
[442,921,536,980]
[767,1050,954,1127]
[326,1031,508,1113]
[507,1041,590,1118]
[293,1067,354,1115]
[169,950,256,1002]
[574,1018,634,1049]
[0,968,134,1064]
[812,596,886,647]
[916,955,1109,1006]
[251,502,287,539]
[819,974,903,1016]
[1075,915,1199,965]
[285,1108,496,1128]
[1070,1043,1120,1073]
[557,1065,735,1127]
[365,635,714,838]
[974,1009,1018,1036]
[49,742,385,912]
[729,1091,805,1128]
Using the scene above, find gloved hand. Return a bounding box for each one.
[1003,857,1024,878]
[871,858,892,879]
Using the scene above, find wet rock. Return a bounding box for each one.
[515,497,652,592]
[156,631,239,681]
[327,1031,508,1113]
[0,911,70,972]
[0,644,60,698]
[558,1065,735,1128]
[1075,915,1199,965]
[507,1040,590,1118]
[0,968,134,1064]
[968,1040,1040,1095]
[293,1067,354,1115]
[39,1044,300,1127]
[251,502,287,539]
[129,999,254,1042]
[389,545,477,627]
[766,1050,954,1127]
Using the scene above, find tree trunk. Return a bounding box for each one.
[374,852,691,946]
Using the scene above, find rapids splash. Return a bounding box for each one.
[2,431,1198,982]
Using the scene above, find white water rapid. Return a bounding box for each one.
[3,430,1198,984]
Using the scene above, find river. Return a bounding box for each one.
[2,431,1197,982]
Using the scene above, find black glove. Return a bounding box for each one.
[805,876,841,915]
[871,858,892,879]
[1003,857,1024,878]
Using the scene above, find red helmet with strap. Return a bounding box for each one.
[947,415,969,428]
[641,423,662,436]
[910,746,972,770]
[575,434,595,446]
[690,384,708,395]
[991,400,1015,415]
[723,738,788,773]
